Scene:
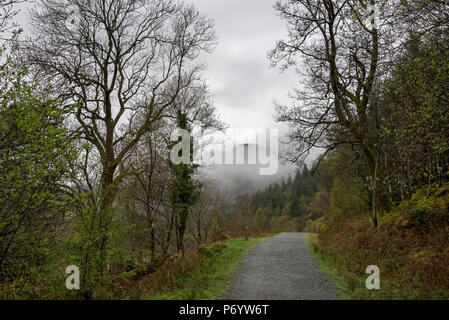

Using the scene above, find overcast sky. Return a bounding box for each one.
[184,0,298,136]
[180,0,302,187]
[17,0,299,143]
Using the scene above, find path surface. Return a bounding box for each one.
[222,232,339,300]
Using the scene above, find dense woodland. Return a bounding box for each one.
[1,0,449,299]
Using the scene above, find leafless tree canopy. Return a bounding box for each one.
[400,0,449,35]
[25,0,216,201]
[269,0,400,166]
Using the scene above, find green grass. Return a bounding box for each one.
[146,236,268,300]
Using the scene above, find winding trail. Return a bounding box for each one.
[222,232,339,300]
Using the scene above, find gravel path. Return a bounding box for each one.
[222,232,339,300]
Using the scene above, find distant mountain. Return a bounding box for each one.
[201,143,293,196]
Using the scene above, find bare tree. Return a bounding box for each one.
[118,121,171,270]
[189,181,220,245]
[115,76,224,265]
[399,0,449,36]
[269,0,396,227]
[233,193,254,240]
[23,0,216,274]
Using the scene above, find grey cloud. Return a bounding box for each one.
[183,0,304,190]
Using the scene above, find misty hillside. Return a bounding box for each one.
[204,143,293,196]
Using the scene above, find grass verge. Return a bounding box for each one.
[125,236,269,300]
[306,216,449,299]
[306,185,449,299]
[306,233,355,300]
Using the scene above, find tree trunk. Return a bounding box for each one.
[97,165,118,275]
[427,152,432,198]
[364,146,378,228]
[371,155,379,228]
[150,226,155,261]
